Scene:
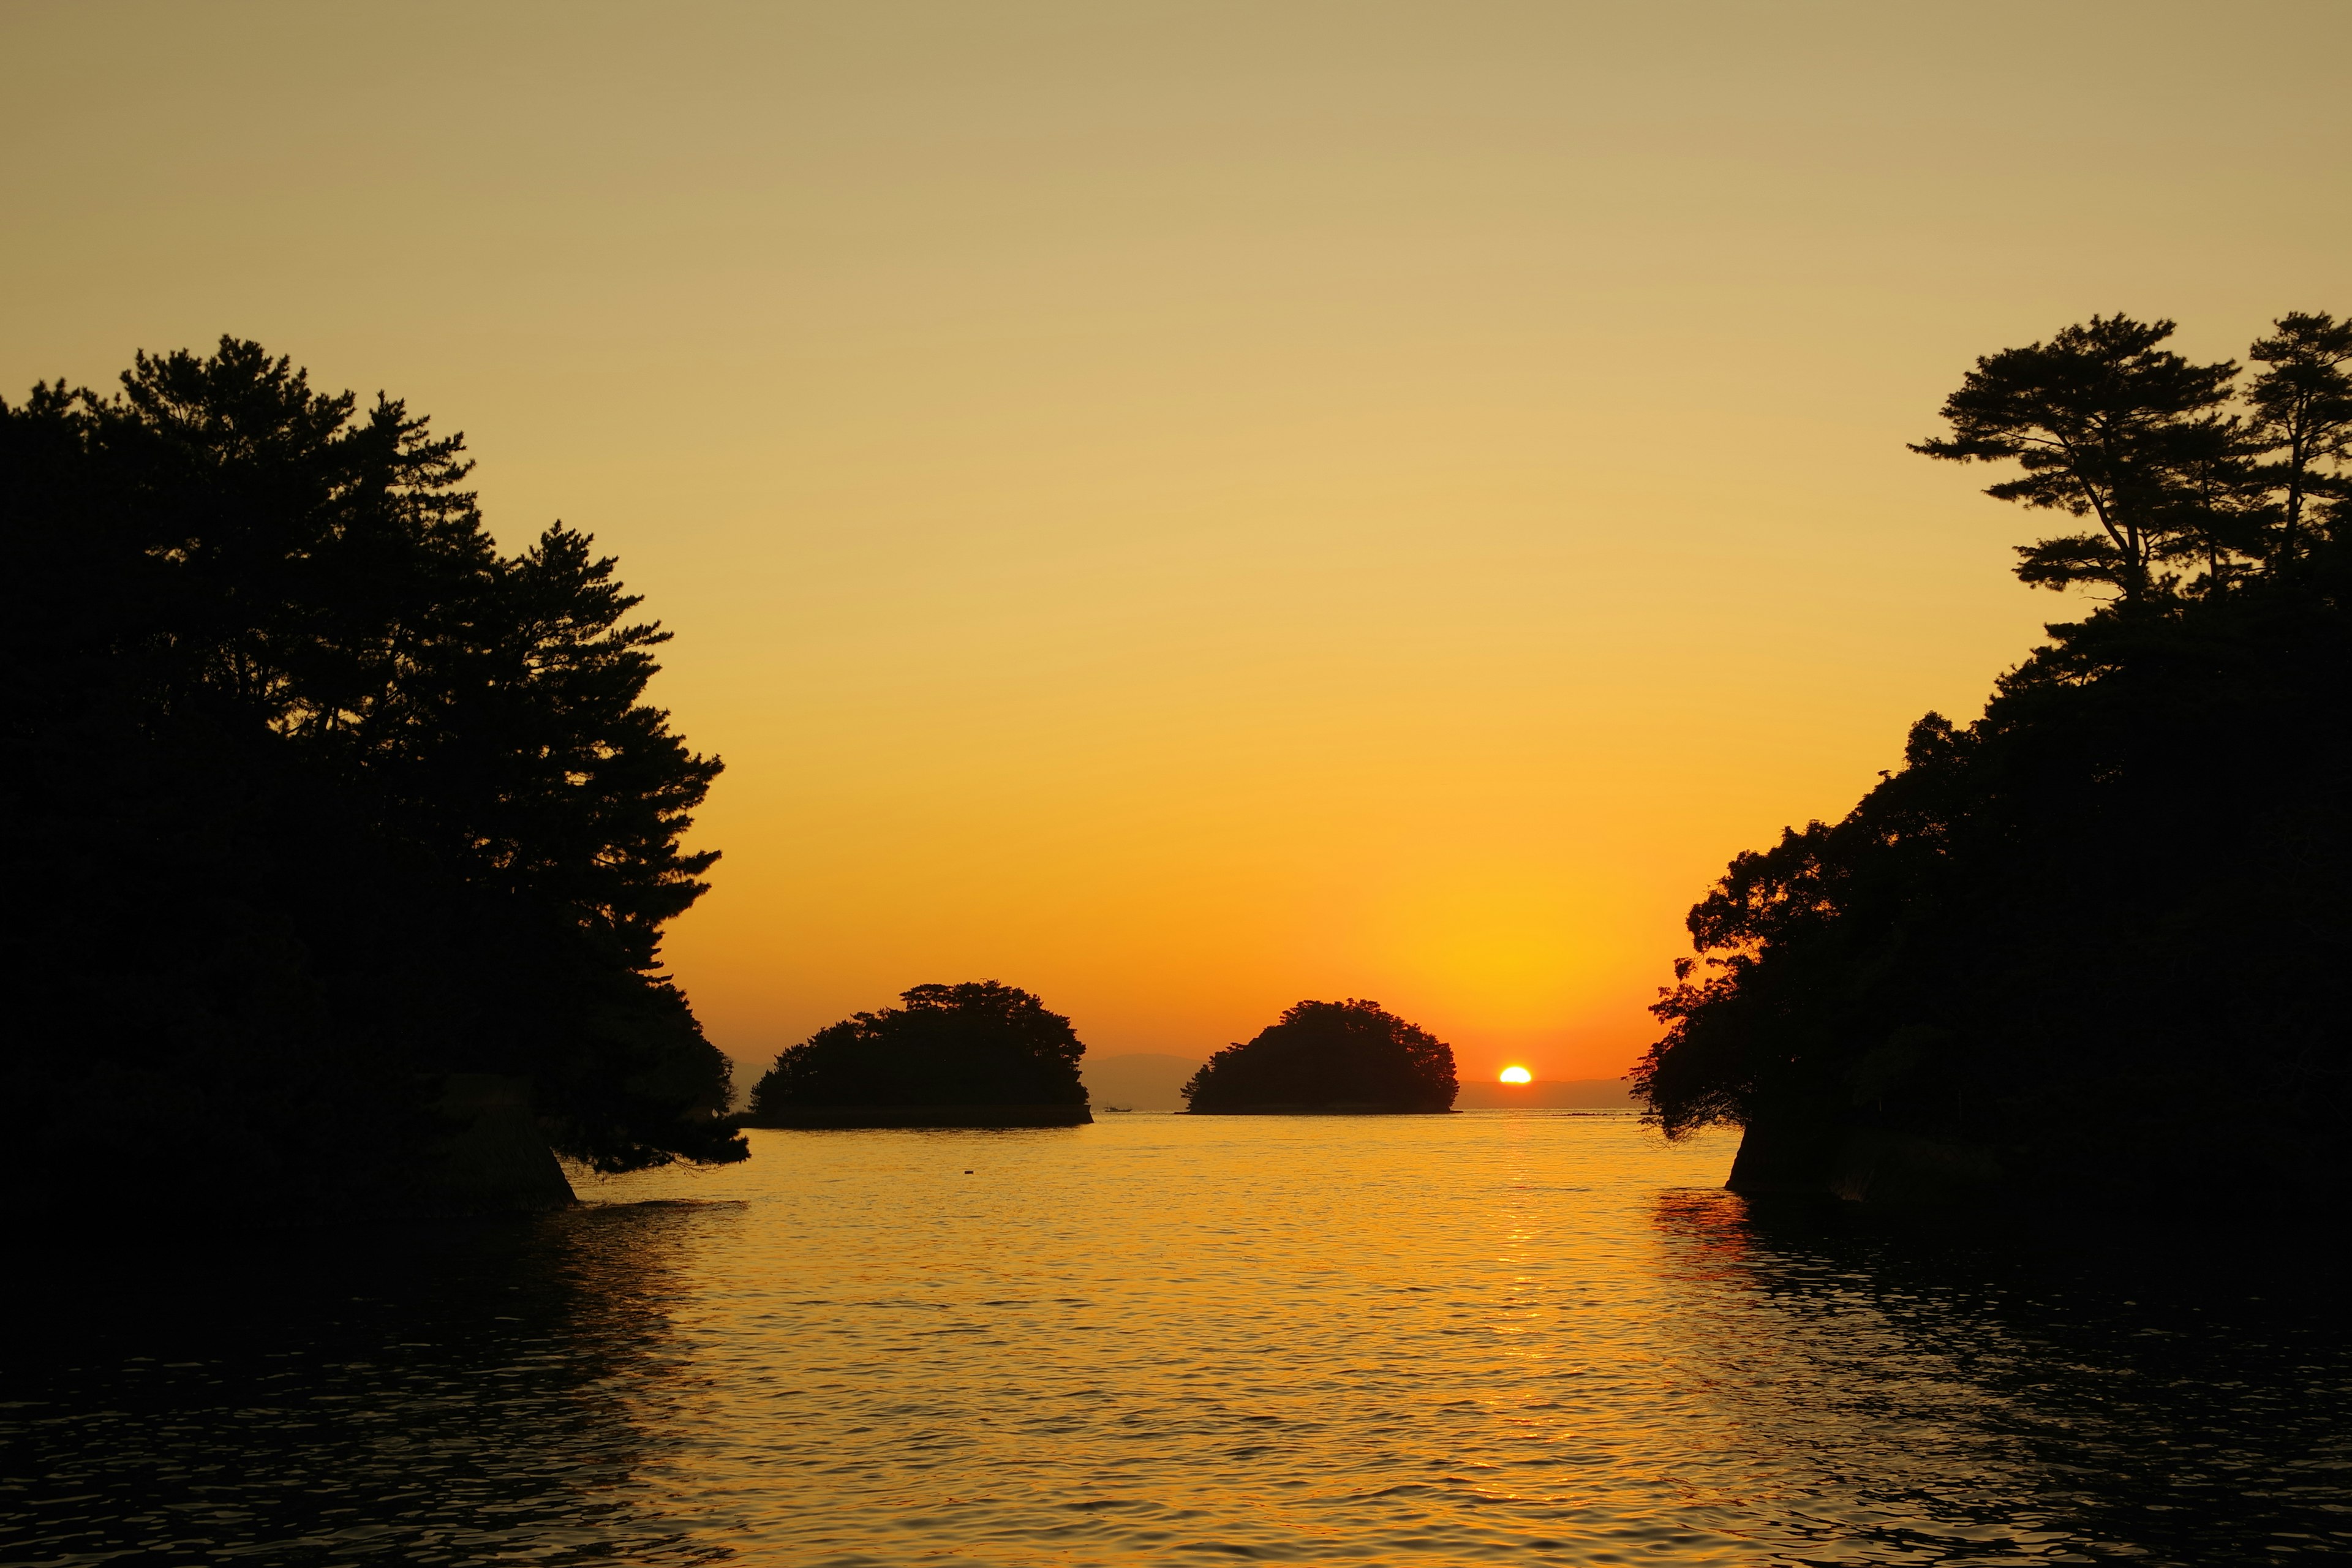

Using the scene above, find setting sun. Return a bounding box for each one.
[1498,1066,1532,1084]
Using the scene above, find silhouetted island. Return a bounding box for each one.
[1636,311,2352,1215]
[3,340,745,1225]
[1183,999,1458,1114]
[743,982,1093,1128]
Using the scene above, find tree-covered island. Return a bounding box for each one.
[1183,998,1458,1113]
[744,981,1092,1127]
[1635,312,2352,1212]
[2,341,745,1223]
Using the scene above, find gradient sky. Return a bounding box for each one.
[7,2,2347,1085]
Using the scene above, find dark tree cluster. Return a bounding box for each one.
[2,339,744,1222]
[1182,999,1457,1113]
[745,981,1088,1117]
[1637,312,2352,1210]
[1912,312,2351,597]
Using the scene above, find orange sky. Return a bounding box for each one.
[7,3,2348,1085]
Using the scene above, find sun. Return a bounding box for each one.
[1498,1066,1532,1084]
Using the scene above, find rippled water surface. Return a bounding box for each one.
[7,1112,2351,1564]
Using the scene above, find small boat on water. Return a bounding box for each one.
[1101,1104,1133,1113]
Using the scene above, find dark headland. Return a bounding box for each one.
[1634,311,2352,1218]
[4,341,745,1227]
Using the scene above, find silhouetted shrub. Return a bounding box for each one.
[1183,1000,1457,1113]
[746,982,1088,1115]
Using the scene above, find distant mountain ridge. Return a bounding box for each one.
[1080,1053,1202,1110]
[1083,1055,1634,1112]
[1454,1079,1634,1109]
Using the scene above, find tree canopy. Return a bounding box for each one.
[1641,310,2352,1208]
[2,339,742,1219]
[1911,312,2352,598]
[1182,999,1457,1113]
[745,981,1089,1116]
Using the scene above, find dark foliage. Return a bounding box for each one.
[1911,312,2352,601]
[1182,999,1457,1113]
[746,982,1089,1115]
[1640,311,2352,1208]
[1,340,744,1221]
[1909,315,2242,598]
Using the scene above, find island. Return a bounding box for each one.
[743,981,1093,1128]
[1183,999,1458,1114]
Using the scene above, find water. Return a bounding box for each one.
[6,1112,2349,1565]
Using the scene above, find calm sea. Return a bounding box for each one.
[6,1112,2348,1564]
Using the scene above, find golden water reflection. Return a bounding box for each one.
[4,1114,2346,1563]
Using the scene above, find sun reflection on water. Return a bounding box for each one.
[6,1115,2349,1564]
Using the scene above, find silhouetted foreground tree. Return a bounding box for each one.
[745,982,1090,1125]
[1639,311,2352,1212]
[1,339,744,1221]
[1183,1000,1457,1113]
[1912,312,2352,598]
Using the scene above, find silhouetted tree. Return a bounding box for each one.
[1,339,742,1220]
[1910,315,2244,598]
[1640,309,2352,1211]
[2245,311,2352,560]
[746,982,1088,1116]
[1182,999,1457,1113]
